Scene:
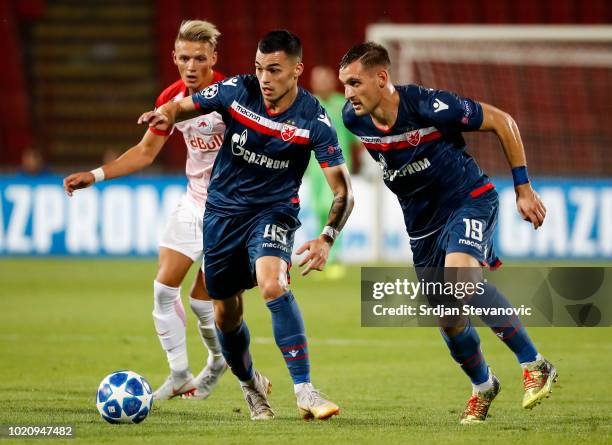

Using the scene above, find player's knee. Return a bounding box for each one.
[438,315,469,338]
[258,277,287,301]
[215,314,242,333]
[189,280,211,301]
[213,293,244,332]
[215,304,242,332]
[442,326,466,337]
[445,252,480,268]
[155,265,184,288]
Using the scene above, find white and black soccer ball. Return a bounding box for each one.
[96,370,153,424]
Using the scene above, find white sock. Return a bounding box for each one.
[189,297,224,366]
[240,378,255,388]
[472,368,494,394]
[294,382,313,394]
[521,353,544,368]
[153,280,188,373]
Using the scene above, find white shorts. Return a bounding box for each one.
[159,195,204,262]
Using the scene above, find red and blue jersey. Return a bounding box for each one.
[343,85,491,238]
[191,74,345,215]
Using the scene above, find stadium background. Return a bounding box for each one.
[0,1,610,444]
[0,0,610,261]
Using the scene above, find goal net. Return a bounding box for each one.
[366,25,612,177]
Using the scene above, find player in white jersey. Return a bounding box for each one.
[63,20,227,400]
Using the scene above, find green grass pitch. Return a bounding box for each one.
[0,259,610,444]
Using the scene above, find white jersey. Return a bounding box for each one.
[155,74,226,211]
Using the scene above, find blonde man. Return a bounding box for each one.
[64,20,228,400]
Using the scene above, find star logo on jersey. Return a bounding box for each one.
[317,112,332,127]
[280,124,297,142]
[406,129,421,146]
[433,98,449,113]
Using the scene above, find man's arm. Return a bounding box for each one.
[296,164,354,275]
[138,96,199,129]
[63,130,167,196]
[479,102,546,229]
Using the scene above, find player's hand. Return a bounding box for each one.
[63,172,95,196]
[137,110,172,131]
[516,183,546,229]
[296,236,332,276]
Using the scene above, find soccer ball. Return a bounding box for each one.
[96,370,153,424]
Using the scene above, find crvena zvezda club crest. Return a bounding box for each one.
[280,124,297,142]
[406,129,421,146]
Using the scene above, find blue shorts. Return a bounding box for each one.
[410,186,502,269]
[203,203,301,300]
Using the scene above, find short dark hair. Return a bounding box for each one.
[257,29,302,59]
[339,42,390,70]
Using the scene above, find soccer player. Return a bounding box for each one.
[339,43,557,424]
[139,30,353,421]
[63,20,228,401]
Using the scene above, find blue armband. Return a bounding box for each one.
[511,166,530,187]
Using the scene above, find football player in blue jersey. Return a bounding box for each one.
[139,30,353,421]
[339,42,557,425]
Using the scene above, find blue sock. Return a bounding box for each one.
[266,291,310,384]
[472,283,538,364]
[441,320,490,385]
[215,321,253,382]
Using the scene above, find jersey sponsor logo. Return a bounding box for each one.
[317,112,332,127]
[228,101,310,145]
[261,241,291,253]
[280,124,297,142]
[188,133,223,151]
[230,129,290,169]
[379,157,431,181]
[359,126,441,151]
[458,238,483,251]
[200,83,218,99]
[433,98,449,113]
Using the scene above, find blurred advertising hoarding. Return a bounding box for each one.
[0,175,610,261]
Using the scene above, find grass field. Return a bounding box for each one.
[0,259,610,444]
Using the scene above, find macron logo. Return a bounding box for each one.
[433,98,449,113]
[288,350,299,357]
[223,77,238,87]
[318,113,332,127]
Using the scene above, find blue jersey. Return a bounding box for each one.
[191,75,345,215]
[343,85,491,238]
